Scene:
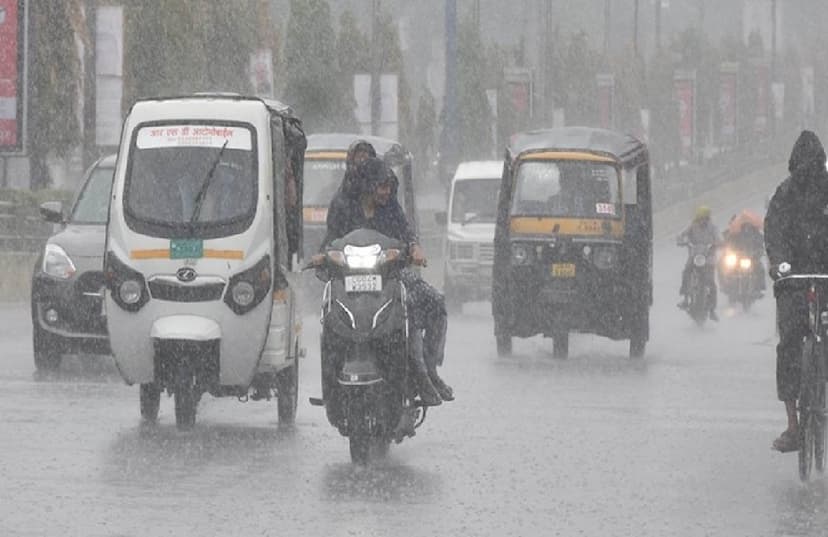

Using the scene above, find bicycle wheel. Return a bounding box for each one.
[799,339,817,481]
[815,381,826,473]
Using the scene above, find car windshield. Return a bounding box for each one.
[71,164,115,224]
[304,158,346,206]
[451,178,499,223]
[511,160,620,218]
[125,124,256,226]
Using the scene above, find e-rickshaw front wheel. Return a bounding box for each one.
[276,360,299,425]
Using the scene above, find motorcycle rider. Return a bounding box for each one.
[765,130,828,452]
[314,156,454,406]
[721,211,766,297]
[677,205,721,321]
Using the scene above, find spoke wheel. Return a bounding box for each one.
[799,339,818,481]
[815,383,826,473]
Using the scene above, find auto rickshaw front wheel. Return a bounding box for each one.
[276,358,299,425]
[173,367,198,431]
[139,383,161,422]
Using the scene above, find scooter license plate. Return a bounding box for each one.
[550,263,576,278]
[344,274,382,292]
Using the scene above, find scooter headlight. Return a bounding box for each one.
[231,281,255,307]
[724,253,738,268]
[43,244,76,279]
[118,279,143,305]
[511,244,531,265]
[739,257,752,270]
[344,244,382,269]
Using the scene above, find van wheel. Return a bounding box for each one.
[140,383,161,422]
[552,330,569,359]
[277,360,298,426]
[33,324,62,372]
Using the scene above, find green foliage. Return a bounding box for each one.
[456,18,492,159]
[124,1,265,105]
[29,2,83,161]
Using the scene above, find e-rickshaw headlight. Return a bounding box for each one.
[511,244,531,265]
[593,246,617,270]
[231,281,255,307]
[118,280,143,305]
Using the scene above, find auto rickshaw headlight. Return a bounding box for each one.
[118,280,143,305]
[593,246,617,270]
[511,244,531,265]
[231,281,255,307]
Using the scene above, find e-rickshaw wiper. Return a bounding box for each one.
[189,140,229,224]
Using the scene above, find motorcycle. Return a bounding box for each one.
[718,248,762,311]
[680,241,716,325]
[308,228,429,464]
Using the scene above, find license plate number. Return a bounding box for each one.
[344,274,382,292]
[551,263,576,278]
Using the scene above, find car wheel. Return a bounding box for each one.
[33,323,62,372]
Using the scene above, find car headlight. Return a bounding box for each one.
[43,244,76,279]
[511,244,531,265]
[231,281,255,307]
[593,246,617,270]
[344,244,381,269]
[118,279,143,305]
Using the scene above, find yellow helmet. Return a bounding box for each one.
[695,206,711,220]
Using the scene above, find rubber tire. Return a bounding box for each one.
[140,383,161,422]
[629,307,649,359]
[174,374,198,431]
[815,382,826,473]
[33,323,62,372]
[277,361,299,426]
[799,339,817,481]
[552,330,569,360]
[496,333,512,357]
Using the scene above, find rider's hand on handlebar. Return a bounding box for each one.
[310,253,325,266]
[410,244,427,267]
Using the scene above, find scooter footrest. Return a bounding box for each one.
[308,397,325,406]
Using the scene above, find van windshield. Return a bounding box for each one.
[124,124,257,232]
[451,178,499,223]
[511,160,620,218]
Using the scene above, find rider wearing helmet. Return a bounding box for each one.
[765,130,828,452]
[315,156,454,406]
[677,205,721,321]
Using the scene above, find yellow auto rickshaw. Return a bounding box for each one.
[491,127,652,358]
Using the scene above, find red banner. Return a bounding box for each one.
[0,0,23,152]
[674,75,695,160]
[719,65,738,147]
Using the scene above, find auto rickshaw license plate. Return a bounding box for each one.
[550,263,576,278]
[345,274,382,292]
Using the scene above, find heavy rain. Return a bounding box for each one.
[3,1,828,536]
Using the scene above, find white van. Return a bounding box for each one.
[439,160,502,312]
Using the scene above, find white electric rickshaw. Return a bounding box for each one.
[105,94,306,430]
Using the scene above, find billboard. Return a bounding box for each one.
[0,0,25,153]
[719,62,738,147]
[674,70,696,161]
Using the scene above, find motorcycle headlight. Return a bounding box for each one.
[344,244,381,269]
[43,244,76,279]
[511,244,531,265]
[231,281,255,307]
[739,257,752,270]
[593,246,617,270]
[693,254,707,267]
[118,279,143,305]
[724,253,738,268]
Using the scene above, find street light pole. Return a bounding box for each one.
[604,0,610,56]
[440,0,458,185]
[370,0,381,136]
[654,0,661,51]
[633,0,639,56]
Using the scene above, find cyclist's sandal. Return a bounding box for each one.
[772,429,800,453]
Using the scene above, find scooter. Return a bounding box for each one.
[308,228,429,464]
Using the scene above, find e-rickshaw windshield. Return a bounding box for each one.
[511,160,621,219]
[125,124,257,231]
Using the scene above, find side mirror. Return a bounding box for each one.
[434,211,447,226]
[39,201,64,223]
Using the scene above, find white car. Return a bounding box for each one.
[437,160,502,312]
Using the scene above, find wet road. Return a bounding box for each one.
[2,180,826,536]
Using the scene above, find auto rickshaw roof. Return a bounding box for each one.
[306,133,411,162]
[129,93,299,121]
[508,127,646,163]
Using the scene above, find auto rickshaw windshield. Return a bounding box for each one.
[511,160,620,218]
[304,158,346,206]
[125,124,257,226]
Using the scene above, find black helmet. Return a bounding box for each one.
[355,157,391,196]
